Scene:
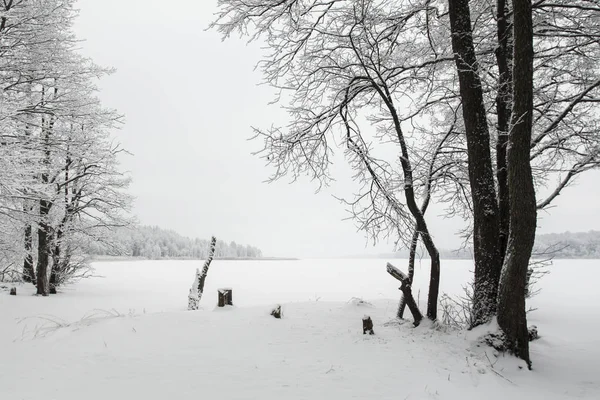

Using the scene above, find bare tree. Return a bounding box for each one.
[213,0,454,320]
[497,0,535,369]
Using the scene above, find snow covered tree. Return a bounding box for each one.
[85,225,263,260]
[188,268,201,310]
[188,236,217,310]
[0,0,132,290]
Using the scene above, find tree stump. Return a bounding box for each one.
[271,305,282,319]
[9,287,16,296]
[528,325,539,341]
[49,287,57,294]
[362,316,374,335]
[218,288,233,307]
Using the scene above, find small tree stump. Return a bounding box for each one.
[528,325,539,341]
[49,287,57,295]
[218,288,233,307]
[362,316,374,335]
[271,305,282,319]
[9,287,16,296]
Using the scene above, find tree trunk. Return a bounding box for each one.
[497,0,535,369]
[50,153,71,292]
[448,0,502,327]
[36,200,51,296]
[49,229,62,294]
[495,0,513,266]
[188,236,217,310]
[398,229,418,319]
[197,236,216,296]
[399,280,423,327]
[36,108,53,297]
[396,130,449,320]
[387,263,423,326]
[22,223,35,283]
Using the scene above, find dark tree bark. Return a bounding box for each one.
[401,183,440,322]
[398,280,423,327]
[387,263,423,326]
[397,229,418,319]
[218,288,233,307]
[497,0,535,369]
[22,223,35,283]
[362,316,374,335]
[271,305,282,319]
[36,107,54,297]
[495,0,513,265]
[198,236,216,295]
[36,199,51,296]
[0,0,13,33]
[448,0,503,327]
[49,229,62,294]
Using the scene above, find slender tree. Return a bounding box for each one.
[497,0,535,368]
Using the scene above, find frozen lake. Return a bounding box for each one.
[1,258,599,400]
[82,258,599,311]
[5,257,592,314]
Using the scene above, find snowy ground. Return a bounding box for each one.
[1,258,599,399]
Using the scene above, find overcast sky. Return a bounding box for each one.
[72,0,600,258]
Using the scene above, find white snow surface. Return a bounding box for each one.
[1,258,599,399]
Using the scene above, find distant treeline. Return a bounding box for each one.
[533,230,600,259]
[389,230,600,260]
[86,225,263,260]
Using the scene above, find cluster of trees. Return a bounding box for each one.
[212,0,600,366]
[0,1,131,293]
[86,225,263,260]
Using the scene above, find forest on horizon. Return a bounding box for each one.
[85,225,263,260]
[86,225,600,261]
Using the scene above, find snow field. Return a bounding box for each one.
[1,258,598,399]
